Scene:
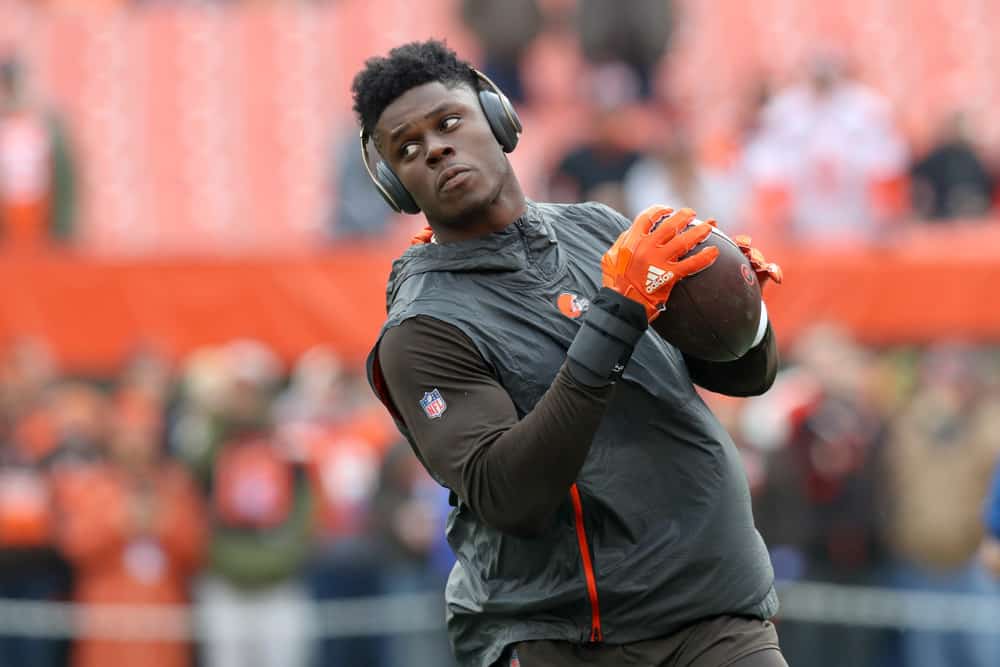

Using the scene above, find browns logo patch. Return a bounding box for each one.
[557,292,590,319]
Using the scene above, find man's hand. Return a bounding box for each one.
[732,234,783,287]
[601,206,719,322]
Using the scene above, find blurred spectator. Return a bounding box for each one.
[623,131,747,223]
[60,384,206,667]
[172,343,315,667]
[742,325,890,667]
[275,351,392,547]
[0,52,77,251]
[370,441,453,667]
[119,344,173,408]
[981,459,1000,577]
[576,0,673,99]
[693,78,778,234]
[982,348,1000,580]
[0,337,57,432]
[1,349,111,666]
[883,343,1000,667]
[460,0,542,105]
[327,128,397,240]
[0,338,69,667]
[910,111,995,221]
[276,349,393,667]
[547,63,642,211]
[744,54,907,243]
[273,345,350,425]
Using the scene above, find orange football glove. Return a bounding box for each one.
[601,205,719,322]
[410,226,434,245]
[732,234,783,287]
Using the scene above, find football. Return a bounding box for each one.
[651,222,764,362]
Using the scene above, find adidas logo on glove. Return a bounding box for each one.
[645,265,674,293]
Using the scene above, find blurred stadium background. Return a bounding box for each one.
[2,0,1000,666]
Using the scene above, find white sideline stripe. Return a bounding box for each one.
[0,591,444,640]
[775,581,1000,633]
[1,582,1000,639]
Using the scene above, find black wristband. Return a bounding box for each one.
[591,287,649,331]
[566,288,648,387]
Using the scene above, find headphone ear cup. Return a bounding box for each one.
[478,90,522,153]
[375,160,420,214]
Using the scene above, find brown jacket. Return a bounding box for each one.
[886,389,1000,569]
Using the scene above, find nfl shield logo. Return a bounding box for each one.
[419,388,447,420]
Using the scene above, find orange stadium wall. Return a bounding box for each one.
[6,225,1000,375]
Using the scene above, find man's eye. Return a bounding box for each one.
[441,116,460,130]
[401,143,419,159]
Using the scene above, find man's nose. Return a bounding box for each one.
[426,140,455,167]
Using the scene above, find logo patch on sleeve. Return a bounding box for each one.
[419,388,448,419]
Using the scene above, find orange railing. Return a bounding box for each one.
[4,222,1000,375]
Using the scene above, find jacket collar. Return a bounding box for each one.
[387,201,558,300]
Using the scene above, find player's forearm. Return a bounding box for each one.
[462,365,612,538]
[449,290,645,538]
[377,315,620,539]
[684,324,778,397]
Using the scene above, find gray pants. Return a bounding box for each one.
[197,576,313,667]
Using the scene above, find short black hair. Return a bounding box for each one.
[351,40,478,139]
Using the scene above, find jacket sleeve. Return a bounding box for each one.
[683,323,779,397]
[377,315,614,538]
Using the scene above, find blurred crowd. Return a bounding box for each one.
[710,326,1000,667]
[0,336,454,667]
[4,327,1000,667]
[332,0,1000,245]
